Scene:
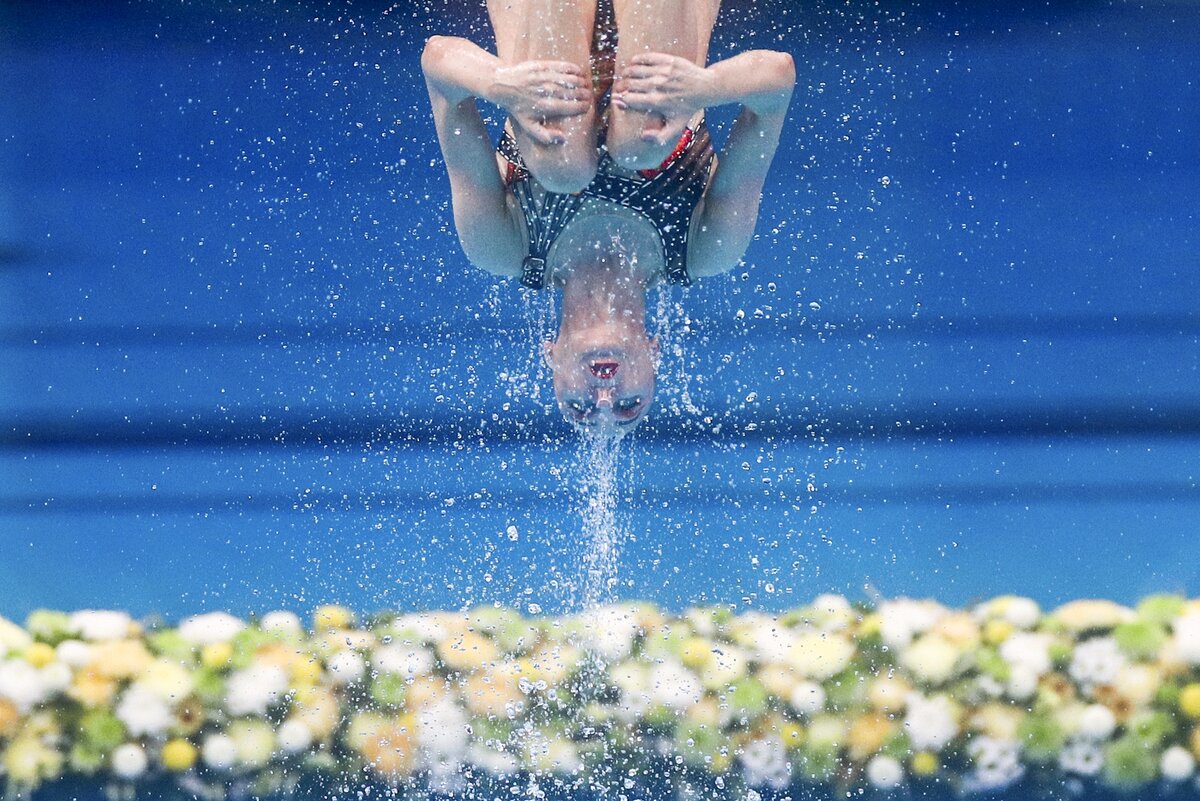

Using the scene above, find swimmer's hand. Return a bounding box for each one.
[489,61,593,146]
[612,53,715,122]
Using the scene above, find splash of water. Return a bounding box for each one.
[573,429,627,608]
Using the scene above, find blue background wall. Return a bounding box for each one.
[1,0,1197,619]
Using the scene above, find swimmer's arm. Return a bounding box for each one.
[688,51,796,277]
[422,36,524,276]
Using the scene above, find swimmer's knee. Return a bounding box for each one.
[526,150,598,194]
[607,136,673,172]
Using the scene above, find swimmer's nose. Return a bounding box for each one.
[595,387,615,408]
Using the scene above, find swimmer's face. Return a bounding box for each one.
[545,333,659,432]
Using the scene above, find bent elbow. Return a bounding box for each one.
[420,35,451,77]
[770,51,797,92]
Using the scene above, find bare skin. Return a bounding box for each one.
[421,0,795,432]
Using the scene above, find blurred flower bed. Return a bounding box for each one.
[3,595,1200,799]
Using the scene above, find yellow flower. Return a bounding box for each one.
[290,656,324,687]
[462,669,522,717]
[200,642,234,670]
[290,687,340,740]
[911,751,939,776]
[847,713,894,761]
[983,619,1014,645]
[756,664,797,700]
[709,750,733,773]
[1180,684,1200,719]
[68,666,117,708]
[161,739,197,771]
[858,613,882,637]
[780,721,806,750]
[901,634,963,685]
[0,699,20,737]
[2,735,63,786]
[345,712,414,777]
[932,613,981,650]
[969,703,1023,740]
[1051,600,1135,633]
[1191,726,1200,760]
[680,637,713,670]
[867,675,912,712]
[314,605,354,631]
[138,659,195,704]
[90,640,153,679]
[437,631,498,673]
[23,643,57,668]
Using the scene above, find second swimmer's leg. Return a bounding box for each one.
[488,0,599,193]
[608,0,721,169]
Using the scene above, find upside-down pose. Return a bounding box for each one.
[422,0,794,431]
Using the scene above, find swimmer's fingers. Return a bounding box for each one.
[532,95,592,118]
[639,116,688,148]
[611,88,668,113]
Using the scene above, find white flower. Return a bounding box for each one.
[112,743,148,779]
[880,599,945,650]
[39,662,73,695]
[372,644,434,678]
[1172,613,1200,665]
[178,612,246,646]
[327,650,365,685]
[1005,665,1040,701]
[202,734,238,771]
[866,755,904,789]
[1059,740,1103,776]
[225,664,288,716]
[810,593,854,630]
[260,611,302,635]
[1161,745,1195,781]
[1076,704,1116,741]
[648,660,702,711]
[418,697,470,771]
[787,631,855,680]
[999,632,1053,676]
[1068,637,1126,690]
[469,744,519,776]
[743,624,794,665]
[56,640,92,668]
[903,693,959,751]
[901,634,962,685]
[277,720,314,754]
[395,613,447,644]
[739,736,792,789]
[578,606,639,662]
[0,657,49,714]
[116,684,173,737]
[1002,598,1041,629]
[69,610,132,641]
[0,660,49,712]
[963,737,1024,792]
[789,681,826,715]
[0,617,32,656]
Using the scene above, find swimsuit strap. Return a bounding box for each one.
[499,128,587,290]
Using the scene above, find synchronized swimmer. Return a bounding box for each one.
[423,0,794,431]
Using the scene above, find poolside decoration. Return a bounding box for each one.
[2,595,1200,798]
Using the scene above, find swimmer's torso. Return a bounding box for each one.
[497,113,716,289]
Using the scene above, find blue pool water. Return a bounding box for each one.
[1,1,1199,799]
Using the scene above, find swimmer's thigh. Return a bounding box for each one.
[487,0,600,193]
[608,0,721,169]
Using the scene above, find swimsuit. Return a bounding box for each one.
[499,122,716,290]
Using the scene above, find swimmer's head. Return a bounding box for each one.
[544,328,659,432]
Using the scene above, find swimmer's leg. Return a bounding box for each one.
[608,0,721,169]
[488,0,600,193]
